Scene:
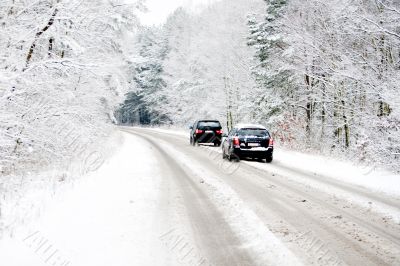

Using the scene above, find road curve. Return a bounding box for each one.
[122,127,400,266]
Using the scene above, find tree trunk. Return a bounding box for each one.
[25,8,58,69]
[48,37,54,57]
[342,100,350,148]
[305,74,313,144]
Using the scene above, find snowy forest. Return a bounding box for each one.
[2,1,400,265]
[0,0,144,175]
[117,0,400,171]
[1,0,400,176]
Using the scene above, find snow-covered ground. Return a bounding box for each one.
[247,149,400,223]
[125,127,400,265]
[272,149,400,197]
[0,132,174,266]
[136,126,188,138]
[155,139,302,266]
[148,127,400,197]
[1,127,399,265]
[0,129,307,266]
[147,127,400,222]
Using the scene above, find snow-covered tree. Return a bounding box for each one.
[0,0,142,174]
[117,0,262,129]
[249,0,400,170]
[247,0,293,136]
[116,26,170,124]
[159,0,262,127]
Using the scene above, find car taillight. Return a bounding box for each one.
[233,137,240,147]
[269,138,274,147]
[216,130,223,135]
[195,129,203,134]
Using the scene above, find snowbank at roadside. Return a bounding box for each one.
[0,130,122,237]
[0,131,172,266]
[273,148,400,197]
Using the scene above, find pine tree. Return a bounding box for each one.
[247,0,293,134]
[116,27,170,125]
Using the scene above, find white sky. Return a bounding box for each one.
[138,0,217,25]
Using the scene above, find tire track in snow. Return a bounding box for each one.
[128,127,400,266]
[126,130,257,266]
[124,128,303,266]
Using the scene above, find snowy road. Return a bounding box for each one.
[1,127,399,266]
[122,127,400,266]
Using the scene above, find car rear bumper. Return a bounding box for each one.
[233,147,273,159]
[195,134,222,143]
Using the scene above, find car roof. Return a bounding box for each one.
[234,123,267,130]
[198,120,220,123]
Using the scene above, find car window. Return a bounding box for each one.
[237,128,269,137]
[198,121,221,128]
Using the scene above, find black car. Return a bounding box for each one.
[222,124,274,162]
[190,120,223,146]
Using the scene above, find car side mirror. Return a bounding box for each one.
[222,133,228,138]
[189,125,193,129]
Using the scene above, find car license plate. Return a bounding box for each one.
[205,130,213,133]
[248,143,260,147]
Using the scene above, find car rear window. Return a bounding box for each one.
[198,121,221,128]
[237,128,269,137]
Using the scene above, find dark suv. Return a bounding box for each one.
[190,120,223,146]
[222,124,274,162]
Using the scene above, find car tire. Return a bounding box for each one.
[229,153,239,162]
[265,156,273,163]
